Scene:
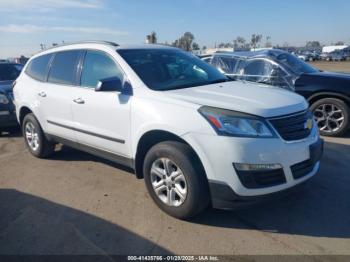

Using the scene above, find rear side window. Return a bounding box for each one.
[25,54,52,81]
[81,50,124,88]
[48,50,82,85]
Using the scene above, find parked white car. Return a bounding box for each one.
[13,42,323,219]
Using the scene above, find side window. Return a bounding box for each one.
[25,54,53,81]
[214,56,238,74]
[202,57,212,63]
[48,50,82,85]
[240,59,290,88]
[211,56,219,66]
[242,60,273,76]
[81,50,124,88]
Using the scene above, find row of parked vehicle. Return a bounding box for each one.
[0,41,343,219]
[320,51,349,61]
[297,50,349,62]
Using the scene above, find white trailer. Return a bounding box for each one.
[322,45,348,53]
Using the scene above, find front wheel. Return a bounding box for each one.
[310,98,349,137]
[143,141,209,219]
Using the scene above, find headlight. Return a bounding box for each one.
[198,106,275,138]
[0,94,9,105]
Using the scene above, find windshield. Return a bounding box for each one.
[276,53,318,75]
[117,49,228,91]
[0,64,23,81]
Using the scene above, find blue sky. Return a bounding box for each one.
[0,0,349,57]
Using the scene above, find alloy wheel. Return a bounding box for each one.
[25,122,40,151]
[313,103,344,133]
[150,157,188,207]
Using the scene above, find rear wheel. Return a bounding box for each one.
[22,113,55,158]
[310,98,349,137]
[143,141,209,219]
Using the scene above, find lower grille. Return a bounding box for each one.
[269,111,312,141]
[291,160,315,179]
[234,167,286,189]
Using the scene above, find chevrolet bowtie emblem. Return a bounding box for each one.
[305,119,313,130]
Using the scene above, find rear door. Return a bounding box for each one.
[71,50,132,157]
[40,50,83,141]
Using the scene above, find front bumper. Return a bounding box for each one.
[182,126,322,209]
[0,104,18,129]
[208,177,314,209]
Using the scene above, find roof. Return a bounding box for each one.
[33,41,179,58]
[214,49,288,59]
[43,41,178,51]
[116,44,177,50]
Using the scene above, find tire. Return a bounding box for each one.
[22,113,55,158]
[143,141,210,219]
[310,98,350,137]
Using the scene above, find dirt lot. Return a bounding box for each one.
[310,61,350,73]
[0,130,349,258]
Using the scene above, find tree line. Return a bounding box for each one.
[146,31,347,52]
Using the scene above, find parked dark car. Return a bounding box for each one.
[208,49,350,136]
[0,63,23,134]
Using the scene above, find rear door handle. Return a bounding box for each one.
[38,92,46,97]
[73,98,85,104]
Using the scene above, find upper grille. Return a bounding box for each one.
[269,111,312,141]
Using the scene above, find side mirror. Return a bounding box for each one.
[96,77,123,92]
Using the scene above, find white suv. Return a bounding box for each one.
[14,42,323,219]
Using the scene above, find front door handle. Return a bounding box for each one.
[73,98,85,104]
[38,91,47,97]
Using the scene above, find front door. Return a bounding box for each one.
[71,50,132,158]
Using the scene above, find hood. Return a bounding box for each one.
[165,81,308,118]
[304,71,350,80]
[296,71,350,93]
[0,80,14,93]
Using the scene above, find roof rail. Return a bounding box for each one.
[42,40,119,51]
